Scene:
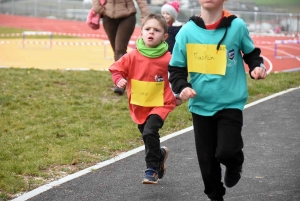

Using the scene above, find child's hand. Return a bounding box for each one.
[175,98,182,106]
[180,87,197,101]
[251,66,267,80]
[117,79,127,89]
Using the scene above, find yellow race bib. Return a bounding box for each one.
[187,44,227,75]
[130,79,164,107]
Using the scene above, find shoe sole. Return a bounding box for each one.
[159,146,169,179]
[142,179,159,184]
[114,91,124,95]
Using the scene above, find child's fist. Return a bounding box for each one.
[180,87,197,101]
[117,79,127,89]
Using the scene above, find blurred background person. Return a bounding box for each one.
[161,0,183,54]
[92,0,149,95]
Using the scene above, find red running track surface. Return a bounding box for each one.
[1,14,300,73]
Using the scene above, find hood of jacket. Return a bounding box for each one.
[189,10,237,50]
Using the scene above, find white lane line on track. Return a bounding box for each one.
[0,40,137,47]
[12,86,300,201]
[261,54,273,74]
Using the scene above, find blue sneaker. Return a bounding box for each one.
[158,146,169,179]
[142,168,158,184]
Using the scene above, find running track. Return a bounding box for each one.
[1,14,300,73]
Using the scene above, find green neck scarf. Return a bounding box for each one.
[136,38,168,58]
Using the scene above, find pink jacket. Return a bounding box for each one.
[86,0,106,30]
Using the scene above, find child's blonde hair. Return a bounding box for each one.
[141,14,168,34]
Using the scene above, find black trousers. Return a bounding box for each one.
[192,109,244,200]
[138,114,164,168]
[102,14,136,61]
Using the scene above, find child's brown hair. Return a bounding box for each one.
[141,14,168,34]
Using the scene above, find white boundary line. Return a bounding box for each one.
[11,86,300,201]
[1,32,298,38]
[0,32,140,40]
[0,40,136,47]
[282,67,300,72]
[261,54,273,74]
[244,86,300,109]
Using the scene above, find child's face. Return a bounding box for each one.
[141,19,168,48]
[199,0,225,10]
[162,11,173,24]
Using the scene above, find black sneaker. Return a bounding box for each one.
[158,146,169,179]
[224,166,242,188]
[142,168,159,184]
[114,87,125,95]
[210,199,224,201]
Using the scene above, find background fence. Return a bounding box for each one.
[0,0,299,34]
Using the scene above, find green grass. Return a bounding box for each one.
[232,0,300,12]
[0,68,300,200]
[254,0,300,12]
[254,0,300,5]
[238,0,300,4]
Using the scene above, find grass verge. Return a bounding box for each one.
[0,68,300,200]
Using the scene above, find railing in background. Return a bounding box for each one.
[0,0,299,35]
